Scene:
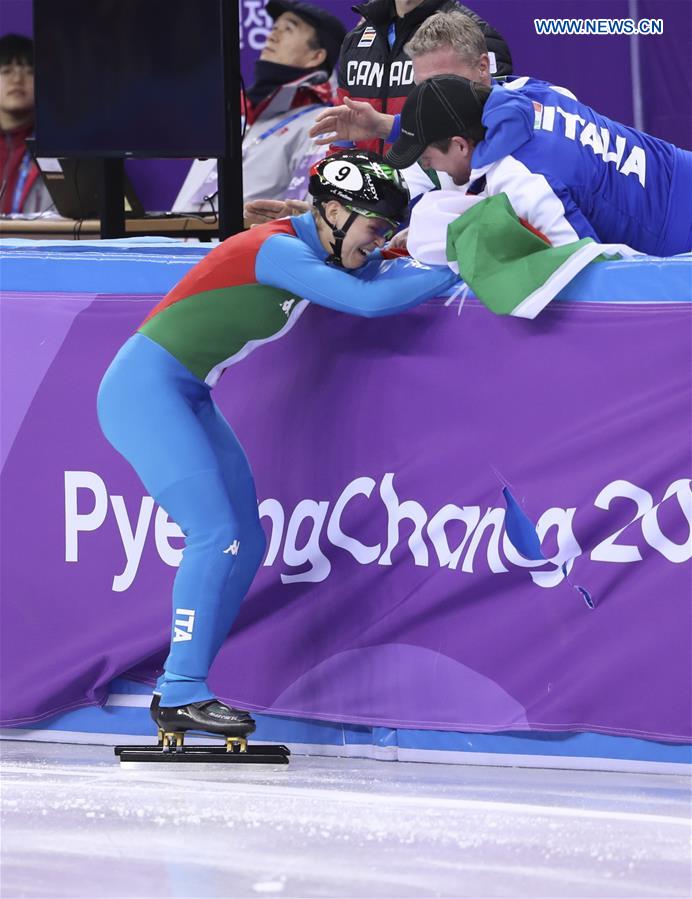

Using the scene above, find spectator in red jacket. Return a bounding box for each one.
[0,34,51,215]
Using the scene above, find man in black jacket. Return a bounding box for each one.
[336,0,511,156]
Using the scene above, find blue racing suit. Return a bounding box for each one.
[97,212,457,707]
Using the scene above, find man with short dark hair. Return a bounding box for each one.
[0,34,52,215]
[173,0,346,216]
[387,74,692,257]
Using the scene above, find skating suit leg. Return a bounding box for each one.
[97,333,266,708]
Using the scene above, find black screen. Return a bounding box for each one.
[34,0,229,157]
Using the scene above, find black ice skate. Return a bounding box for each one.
[114,695,290,765]
[156,699,256,743]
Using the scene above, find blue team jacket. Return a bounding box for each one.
[469,78,692,257]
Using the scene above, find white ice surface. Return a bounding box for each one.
[1,740,690,898]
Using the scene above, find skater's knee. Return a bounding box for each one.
[207,521,243,557]
[227,521,266,569]
[187,507,242,555]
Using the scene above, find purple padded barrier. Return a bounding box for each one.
[1,287,690,741]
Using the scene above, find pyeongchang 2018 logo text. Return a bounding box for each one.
[64,471,691,593]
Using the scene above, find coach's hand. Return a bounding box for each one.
[308,97,395,146]
[244,198,310,227]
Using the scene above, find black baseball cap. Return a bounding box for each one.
[386,75,490,169]
[266,0,347,74]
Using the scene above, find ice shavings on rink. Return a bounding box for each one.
[1,741,690,898]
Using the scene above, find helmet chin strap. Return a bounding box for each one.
[317,202,359,267]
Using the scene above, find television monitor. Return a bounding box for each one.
[33,0,232,158]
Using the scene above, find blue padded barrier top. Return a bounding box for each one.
[1,238,690,301]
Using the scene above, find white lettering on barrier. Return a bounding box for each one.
[461,507,508,574]
[379,473,429,567]
[281,499,331,584]
[258,498,284,566]
[591,477,692,565]
[591,479,653,562]
[326,476,381,564]
[64,471,108,561]
[427,503,480,569]
[63,471,692,592]
[641,479,692,564]
[499,506,581,588]
[65,472,182,591]
[110,495,154,592]
[532,507,582,588]
[154,507,184,567]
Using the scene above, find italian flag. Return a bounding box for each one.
[408,191,636,319]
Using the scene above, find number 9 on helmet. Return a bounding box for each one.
[309,150,410,231]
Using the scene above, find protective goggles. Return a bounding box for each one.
[345,205,399,242]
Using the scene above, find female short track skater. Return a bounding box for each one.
[97,151,458,742]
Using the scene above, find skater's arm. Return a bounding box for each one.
[255,234,458,318]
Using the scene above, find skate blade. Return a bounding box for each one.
[116,743,290,764]
[115,732,281,756]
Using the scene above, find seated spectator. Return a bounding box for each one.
[0,34,52,215]
[173,0,346,220]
